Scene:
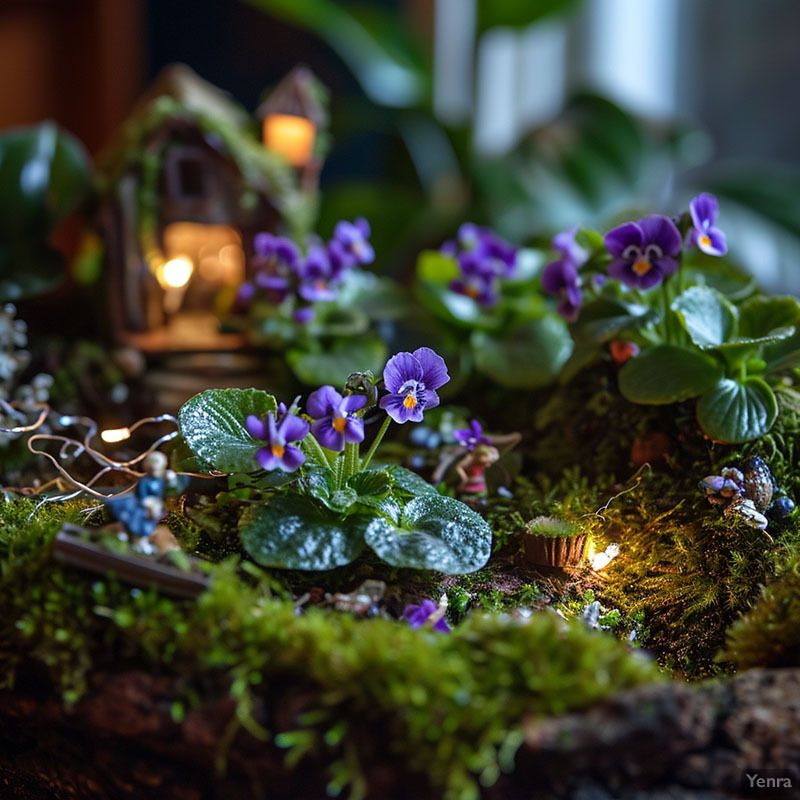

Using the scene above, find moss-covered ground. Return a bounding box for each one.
[1,496,659,799]
[3,361,800,795]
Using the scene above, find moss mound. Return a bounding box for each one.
[0,497,660,799]
[723,554,800,670]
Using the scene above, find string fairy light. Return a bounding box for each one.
[1,405,216,516]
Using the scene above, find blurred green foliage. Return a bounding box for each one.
[0,122,90,300]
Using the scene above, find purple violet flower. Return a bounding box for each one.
[332,218,374,267]
[297,245,339,303]
[246,408,309,472]
[403,599,450,633]
[379,347,450,424]
[542,226,587,322]
[604,215,682,290]
[687,193,727,256]
[454,419,491,451]
[542,259,582,322]
[249,233,302,303]
[444,224,518,306]
[449,252,497,306]
[552,226,588,267]
[293,306,315,324]
[306,386,367,452]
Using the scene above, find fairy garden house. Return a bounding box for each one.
[94,64,325,357]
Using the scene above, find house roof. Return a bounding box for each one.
[94,64,315,234]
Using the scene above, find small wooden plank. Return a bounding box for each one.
[53,524,210,599]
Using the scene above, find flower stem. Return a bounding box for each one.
[334,452,345,490]
[660,281,674,345]
[359,416,392,472]
[344,441,359,482]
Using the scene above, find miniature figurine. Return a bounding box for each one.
[432,419,520,508]
[105,451,182,555]
[699,456,795,537]
[455,443,501,498]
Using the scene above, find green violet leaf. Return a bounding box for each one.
[671,285,737,348]
[239,496,368,571]
[618,345,724,404]
[363,494,492,574]
[178,388,277,474]
[696,377,778,444]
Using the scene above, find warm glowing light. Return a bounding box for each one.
[263,113,316,166]
[162,257,194,288]
[162,223,244,286]
[591,543,620,572]
[101,427,131,443]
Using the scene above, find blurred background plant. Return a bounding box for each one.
[1,0,800,386]
[238,0,800,291]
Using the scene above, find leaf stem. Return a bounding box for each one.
[359,416,392,472]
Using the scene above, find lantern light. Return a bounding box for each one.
[591,543,620,572]
[263,114,316,167]
[257,67,326,172]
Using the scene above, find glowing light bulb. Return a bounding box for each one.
[162,257,193,288]
[591,543,620,572]
[101,427,131,443]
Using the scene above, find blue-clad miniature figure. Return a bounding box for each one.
[105,451,184,555]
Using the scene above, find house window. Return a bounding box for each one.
[176,156,206,198]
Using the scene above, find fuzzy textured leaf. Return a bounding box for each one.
[618,345,724,405]
[671,286,737,348]
[388,465,439,497]
[347,470,393,507]
[239,496,367,570]
[696,377,778,444]
[363,494,492,574]
[178,388,277,474]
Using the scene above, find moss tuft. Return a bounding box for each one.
[722,553,800,669]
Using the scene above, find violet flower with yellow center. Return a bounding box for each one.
[687,193,727,256]
[604,215,682,290]
[379,347,450,424]
[306,385,366,452]
[246,407,309,472]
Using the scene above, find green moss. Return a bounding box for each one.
[0,497,660,799]
[501,370,800,677]
[722,553,800,669]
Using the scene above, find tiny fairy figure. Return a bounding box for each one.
[455,443,500,498]
[433,419,520,508]
[105,451,182,555]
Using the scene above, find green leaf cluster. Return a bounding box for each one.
[415,249,573,389]
[567,270,800,443]
[179,389,492,573]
